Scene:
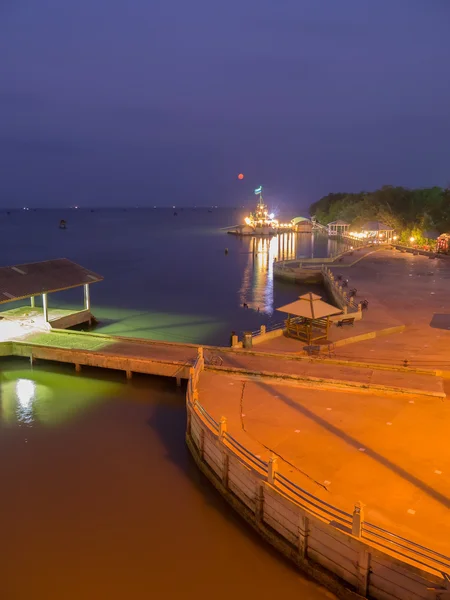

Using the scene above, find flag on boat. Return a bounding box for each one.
[254,186,262,195]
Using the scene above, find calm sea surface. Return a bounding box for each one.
[0,209,343,599]
[0,207,349,345]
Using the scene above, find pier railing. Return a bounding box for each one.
[186,348,450,597]
[322,265,362,315]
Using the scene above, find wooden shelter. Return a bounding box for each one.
[327,220,350,236]
[276,293,342,344]
[0,258,102,328]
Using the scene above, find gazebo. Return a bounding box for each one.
[361,221,394,242]
[0,258,103,334]
[327,220,350,237]
[276,293,342,344]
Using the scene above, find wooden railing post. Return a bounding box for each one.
[196,347,205,372]
[256,485,264,522]
[298,515,310,558]
[352,501,365,537]
[260,325,266,336]
[268,455,278,485]
[200,428,205,460]
[219,417,229,487]
[356,547,371,597]
[186,402,192,435]
[219,416,227,438]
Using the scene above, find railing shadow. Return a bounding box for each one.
[222,354,450,511]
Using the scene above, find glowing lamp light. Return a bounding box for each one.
[269,213,274,219]
[409,236,415,243]
[16,379,36,409]
[393,235,398,241]
[238,173,244,180]
[244,217,252,226]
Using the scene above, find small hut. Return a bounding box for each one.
[276,293,342,344]
[327,220,349,237]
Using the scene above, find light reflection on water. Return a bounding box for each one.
[0,362,333,599]
[0,367,119,427]
[238,233,350,315]
[15,378,36,424]
[239,234,297,314]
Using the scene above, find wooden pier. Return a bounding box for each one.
[0,327,445,398]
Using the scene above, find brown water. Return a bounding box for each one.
[0,361,335,600]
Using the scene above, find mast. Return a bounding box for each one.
[254,185,266,221]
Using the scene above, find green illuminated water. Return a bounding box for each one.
[0,363,334,599]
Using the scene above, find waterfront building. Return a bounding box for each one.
[327,220,350,236]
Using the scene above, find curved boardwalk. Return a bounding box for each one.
[187,357,450,599]
[198,370,450,556]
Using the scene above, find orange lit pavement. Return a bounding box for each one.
[258,248,450,370]
[198,370,450,557]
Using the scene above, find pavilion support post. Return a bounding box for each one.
[84,284,90,311]
[42,293,48,322]
[30,296,35,307]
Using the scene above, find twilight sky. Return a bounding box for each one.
[1,0,450,208]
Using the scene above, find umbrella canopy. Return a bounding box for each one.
[276,293,342,320]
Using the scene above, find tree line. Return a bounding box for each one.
[309,186,450,244]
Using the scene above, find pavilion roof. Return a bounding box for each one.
[0,258,103,304]
[276,293,342,320]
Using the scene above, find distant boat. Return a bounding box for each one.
[227,186,290,236]
[59,219,67,229]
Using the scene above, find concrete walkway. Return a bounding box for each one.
[216,349,444,397]
[328,249,450,367]
[257,247,450,370]
[199,370,450,557]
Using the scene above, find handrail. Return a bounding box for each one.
[188,366,450,575]
[224,432,268,473]
[363,522,450,570]
[196,402,219,432]
[276,474,353,530]
[266,321,284,332]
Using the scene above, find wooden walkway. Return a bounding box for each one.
[0,328,444,397]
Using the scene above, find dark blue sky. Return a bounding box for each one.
[1,0,449,208]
